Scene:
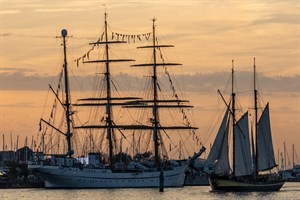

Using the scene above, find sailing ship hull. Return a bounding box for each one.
[29,164,187,188]
[208,176,285,192]
[184,173,209,186]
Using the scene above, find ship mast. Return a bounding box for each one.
[231,60,236,176]
[151,18,160,163]
[131,18,197,166]
[75,16,198,168]
[103,12,114,169]
[62,29,73,158]
[253,57,258,175]
[74,12,135,169]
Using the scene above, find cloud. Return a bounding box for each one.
[0,10,20,15]
[0,33,13,37]
[178,71,300,94]
[0,68,52,90]
[251,13,299,26]
[0,67,36,74]
[34,7,98,13]
[1,69,299,94]
[0,101,37,108]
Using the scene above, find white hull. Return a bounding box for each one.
[29,164,187,188]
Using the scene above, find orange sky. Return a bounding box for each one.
[1,1,299,164]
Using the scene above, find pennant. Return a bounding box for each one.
[77,57,81,67]
[87,50,91,59]
[100,32,104,41]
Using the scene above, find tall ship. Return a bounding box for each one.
[29,13,205,188]
[204,60,285,192]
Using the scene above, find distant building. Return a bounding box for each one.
[0,150,15,162]
[16,146,33,163]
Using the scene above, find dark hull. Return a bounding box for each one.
[285,177,300,182]
[184,174,209,186]
[208,176,285,192]
[0,178,44,189]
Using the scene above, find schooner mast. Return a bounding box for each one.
[231,60,236,176]
[253,57,259,175]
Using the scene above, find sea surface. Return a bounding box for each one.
[1,182,299,200]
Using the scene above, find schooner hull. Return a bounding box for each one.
[29,164,187,188]
[208,176,285,192]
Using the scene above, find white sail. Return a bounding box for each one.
[257,103,276,171]
[234,112,252,176]
[205,108,230,175]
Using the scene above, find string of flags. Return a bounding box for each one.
[37,70,63,152]
[39,69,63,133]
[111,32,151,43]
[38,69,65,152]
[157,44,202,146]
[74,31,152,67]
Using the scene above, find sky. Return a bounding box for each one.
[0,1,299,165]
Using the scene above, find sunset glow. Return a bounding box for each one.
[1,1,299,161]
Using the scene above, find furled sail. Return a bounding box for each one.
[234,112,252,176]
[205,108,230,175]
[257,103,276,171]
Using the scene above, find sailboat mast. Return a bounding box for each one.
[253,57,258,174]
[284,141,287,169]
[292,144,295,168]
[62,29,73,158]
[104,12,114,167]
[151,18,160,165]
[231,60,236,176]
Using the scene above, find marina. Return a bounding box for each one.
[1,0,299,199]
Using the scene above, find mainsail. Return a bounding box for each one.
[234,112,252,176]
[256,103,276,171]
[205,108,230,175]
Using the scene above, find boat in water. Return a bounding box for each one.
[184,158,209,186]
[280,165,300,182]
[280,144,300,182]
[204,60,285,192]
[29,13,205,189]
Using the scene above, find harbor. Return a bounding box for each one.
[1,0,299,198]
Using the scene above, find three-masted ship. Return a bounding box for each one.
[29,13,205,188]
[205,59,285,192]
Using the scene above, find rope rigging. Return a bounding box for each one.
[156,39,202,147]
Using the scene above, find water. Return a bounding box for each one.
[1,182,299,200]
